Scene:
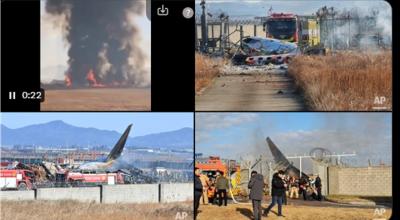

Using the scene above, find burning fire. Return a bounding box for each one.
[86,69,105,88]
[65,74,72,87]
[64,69,126,88]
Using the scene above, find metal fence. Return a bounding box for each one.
[195,17,265,53]
[195,16,391,53]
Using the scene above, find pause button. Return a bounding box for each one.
[9,91,16,100]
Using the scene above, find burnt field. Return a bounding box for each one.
[41,88,150,111]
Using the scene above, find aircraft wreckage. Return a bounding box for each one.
[232,37,299,65]
[266,137,309,179]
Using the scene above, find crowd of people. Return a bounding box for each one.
[249,170,323,219]
[195,167,323,219]
[194,168,231,218]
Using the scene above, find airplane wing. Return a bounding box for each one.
[266,137,309,179]
[105,124,132,162]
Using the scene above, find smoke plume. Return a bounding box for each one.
[317,5,392,51]
[45,0,149,87]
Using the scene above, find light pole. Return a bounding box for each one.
[200,0,208,53]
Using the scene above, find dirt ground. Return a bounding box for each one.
[1,200,193,220]
[197,202,392,220]
[195,67,306,111]
[41,88,150,111]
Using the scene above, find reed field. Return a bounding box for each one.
[195,53,224,94]
[288,51,392,111]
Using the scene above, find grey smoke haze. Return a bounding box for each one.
[196,113,392,172]
[318,6,392,50]
[45,0,149,87]
[196,1,392,50]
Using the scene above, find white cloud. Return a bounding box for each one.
[196,113,258,130]
[195,113,259,143]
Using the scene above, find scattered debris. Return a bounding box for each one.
[232,37,299,65]
[221,63,288,75]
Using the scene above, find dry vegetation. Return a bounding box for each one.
[41,88,150,111]
[195,53,224,94]
[288,51,392,111]
[197,203,392,220]
[1,200,193,220]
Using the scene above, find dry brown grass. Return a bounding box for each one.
[288,51,392,111]
[1,200,193,220]
[197,203,392,220]
[41,88,150,111]
[195,53,224,94]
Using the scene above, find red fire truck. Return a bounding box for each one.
[0,169,35,190]
[65,172,125,186]
[265,13,299,42]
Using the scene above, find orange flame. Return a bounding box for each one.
[65,74,72,87]
[86,69,105,88]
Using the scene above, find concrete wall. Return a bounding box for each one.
[0,190,35,201]
[102,184,159,204]
[160,183,193,203]
[328,166,392,196]
[313,161,328,196]
[36,187,100,203]
[1,183,194,204]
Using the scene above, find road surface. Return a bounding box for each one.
[195,66,307,111]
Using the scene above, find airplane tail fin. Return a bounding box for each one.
[266,137,309,179]
[106,124,132,162]
[266,137,291,167]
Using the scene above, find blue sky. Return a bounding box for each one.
[196,113,392,166]
[1,113,193,137]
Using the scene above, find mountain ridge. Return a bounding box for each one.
[1,121,193,149]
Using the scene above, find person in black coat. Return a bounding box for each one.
[299,177,308,201]
[314,174,322,201]
[248,171,264,220]
[194,167,203,218]
[263,170,286,217]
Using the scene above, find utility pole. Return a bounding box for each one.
[266,161,273,195]
[200,0,208,53]
[347,12,351,49]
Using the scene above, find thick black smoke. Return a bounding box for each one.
[45,0,147,87]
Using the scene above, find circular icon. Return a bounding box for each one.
[182,7,194,19]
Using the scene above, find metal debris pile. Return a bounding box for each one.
[221,63,288,75]
[118,168,157,184]
[232,37,299,66]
